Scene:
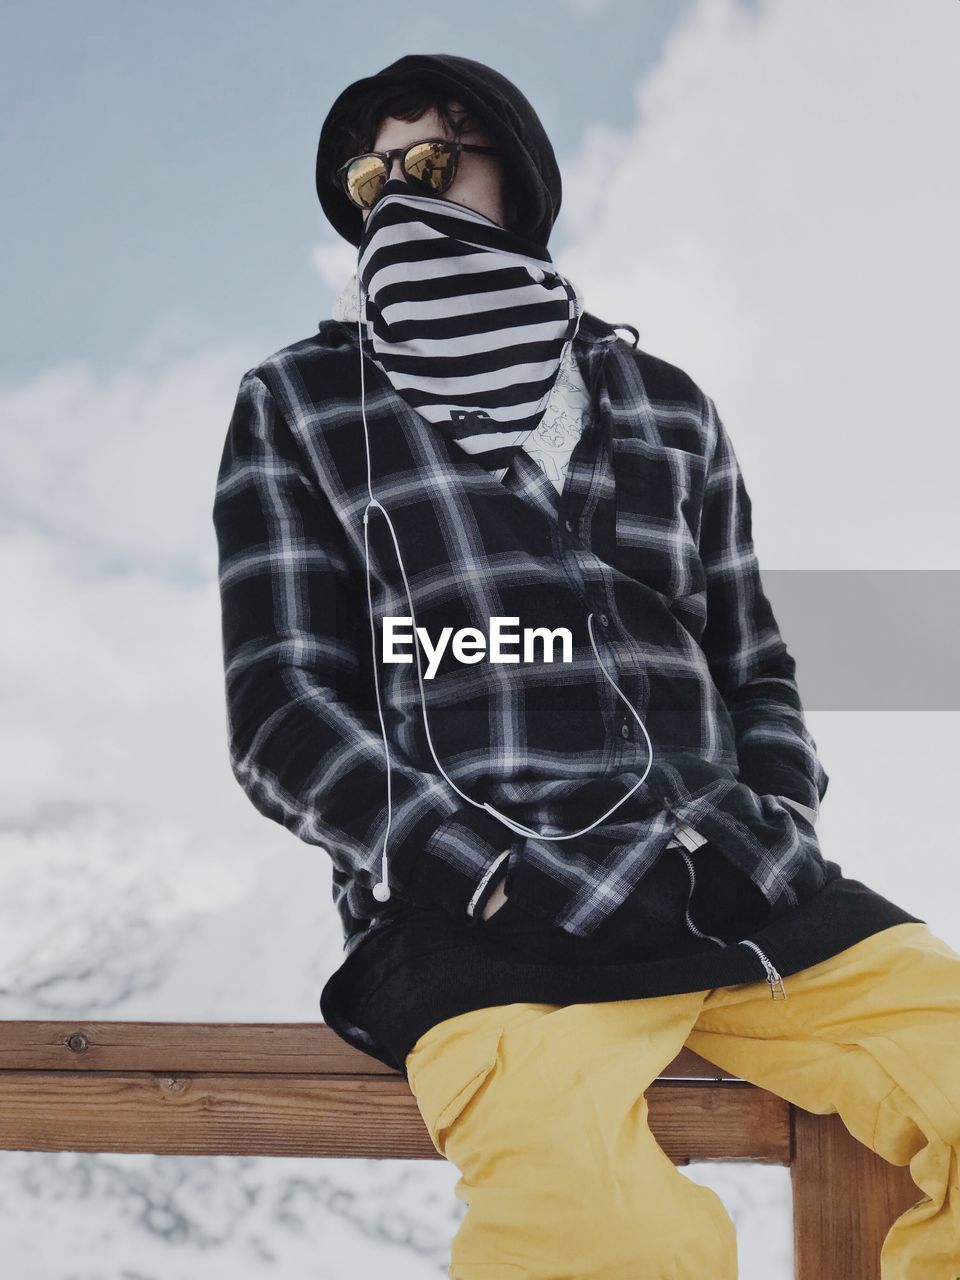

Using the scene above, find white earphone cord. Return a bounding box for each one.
[355,275,654,903]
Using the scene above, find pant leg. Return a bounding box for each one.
[684,921,960,1280]
[405,995,739,1280]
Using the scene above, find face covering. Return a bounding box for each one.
[356,178,584,475]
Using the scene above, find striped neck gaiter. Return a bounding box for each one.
[356,179,584,476]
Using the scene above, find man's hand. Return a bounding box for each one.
[481,871,509,920]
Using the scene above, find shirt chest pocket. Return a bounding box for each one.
[610,437,708,599]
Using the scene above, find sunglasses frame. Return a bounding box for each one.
[336,137,502,210]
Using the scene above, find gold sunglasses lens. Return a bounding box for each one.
[345,155,388,209]
[403,141,456,192]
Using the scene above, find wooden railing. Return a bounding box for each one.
[0,1021,920,1278]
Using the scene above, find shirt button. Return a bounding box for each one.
[599,612,610,627]
[564,518,574,533]
[620,723,631,739]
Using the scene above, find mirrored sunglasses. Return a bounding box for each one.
[337,137,501,211]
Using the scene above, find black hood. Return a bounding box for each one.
[315,53,562,251]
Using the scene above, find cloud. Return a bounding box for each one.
[556,0,960,567]
[0,331,322,1005]
[0,339,257,579]
[310,237,359,294]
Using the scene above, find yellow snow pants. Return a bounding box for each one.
[404,922,960,1278]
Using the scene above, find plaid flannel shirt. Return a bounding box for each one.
[212,308,830,955]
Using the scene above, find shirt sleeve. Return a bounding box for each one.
[212,368,511,922]
[696,389,829,818]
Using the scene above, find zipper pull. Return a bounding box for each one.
[762,961,787,1001]
[738,939,787,1001]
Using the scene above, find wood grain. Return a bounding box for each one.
[0,1022,923,1277]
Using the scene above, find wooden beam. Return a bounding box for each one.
[0,1071,790,1163]
[0,1021,741,1079]
[0,1019,923,1278]
[791,1109,920,1280]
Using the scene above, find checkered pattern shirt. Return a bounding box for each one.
[331,272,745,885]
[212,305,830,954]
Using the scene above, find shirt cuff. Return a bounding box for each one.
[405,805,516,921]
[778,795,819,825]
[467,850,513,921]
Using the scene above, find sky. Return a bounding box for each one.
[1,1,958,1275]
[0,0,691,385]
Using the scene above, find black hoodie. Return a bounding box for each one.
[315,52,563,250]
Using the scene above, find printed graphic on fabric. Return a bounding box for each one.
[382,615,574,679]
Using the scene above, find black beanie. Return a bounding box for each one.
[315,53,562,250]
